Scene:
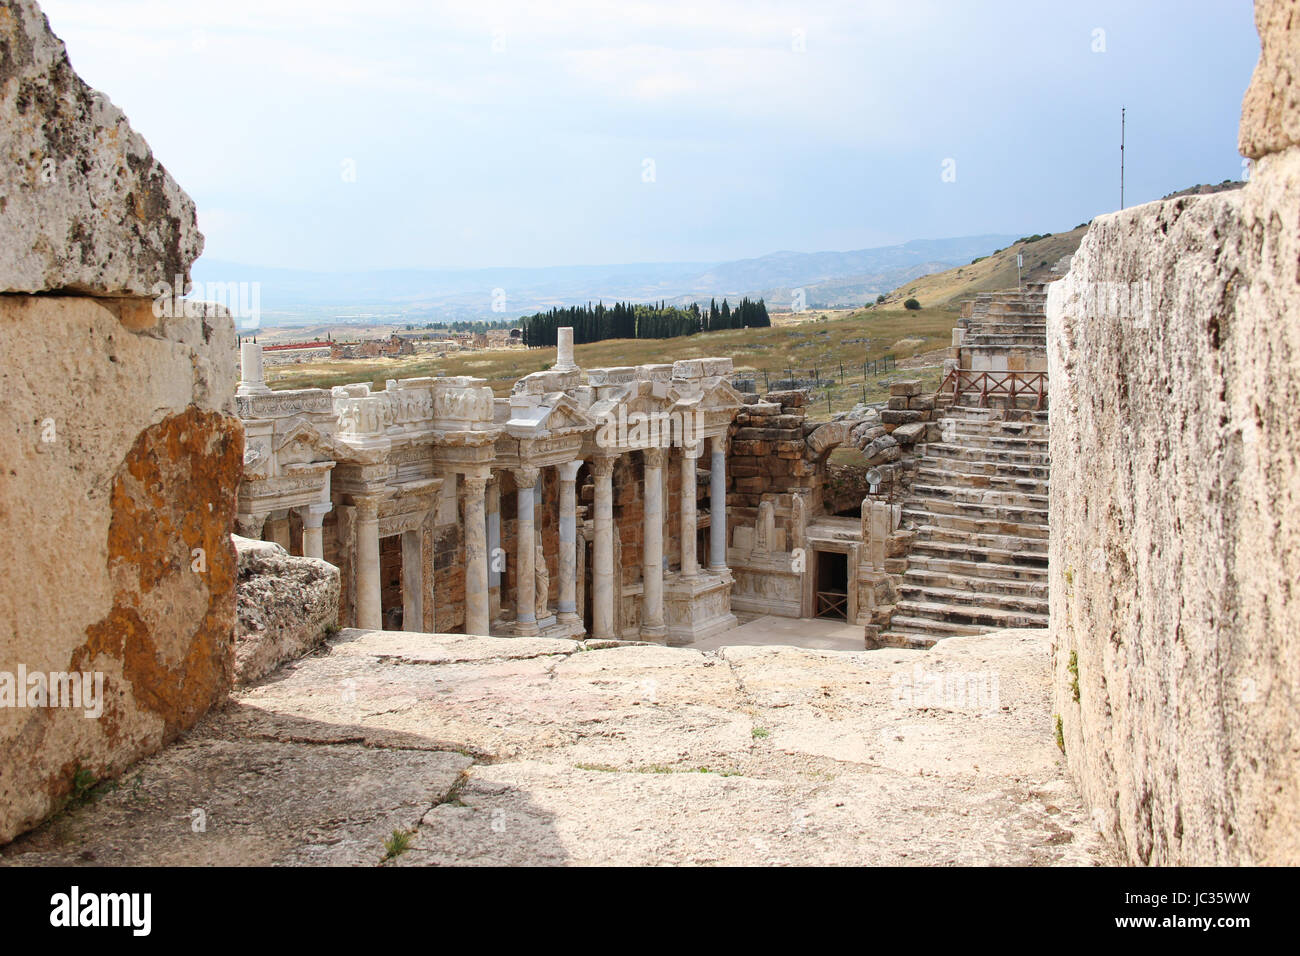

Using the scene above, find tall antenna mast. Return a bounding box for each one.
[1120,107,1126,210]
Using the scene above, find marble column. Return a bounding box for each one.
[486,476,502,622]
[641,447,666,639]
[401,528,423,632]
[591,456,616,640]
[235,512,267,541]
[236,341,271,396]
[709,435,728,571]
[298,503,330,561]
[557,460,582,625]
[461,475,490,635]
[680,443,700,578]
[354,496,382,630]
[513,466,540,636]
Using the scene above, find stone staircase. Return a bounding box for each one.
[880,408,1050,647]
[882,284,1051,649]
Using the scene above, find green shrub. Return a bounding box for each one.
[903,298,921,311]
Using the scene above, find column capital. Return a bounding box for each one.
[512,465,541,487]
[642,447,666,469]
[234,512,268,538]
[460,474,489,497]
[559,459,583,482]
[298,503,331,529]
[353,495,383,521]
[590,456,616,478]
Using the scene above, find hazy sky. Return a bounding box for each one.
[41,0,1259,272]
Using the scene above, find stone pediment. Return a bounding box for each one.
[273,418,342,465]
[506,392,598,439]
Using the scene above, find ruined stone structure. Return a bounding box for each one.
[235,330,745,645]
[1046,0,1300,866]
[0,0,242,843]
[881,288,1052,646]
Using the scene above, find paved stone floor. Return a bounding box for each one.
[1,628,1113,866]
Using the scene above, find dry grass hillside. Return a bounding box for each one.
[880,226,1088,311]
[267,304,955,419]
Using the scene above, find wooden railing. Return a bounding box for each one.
[938,369,1047,410]
[815,590,848,621]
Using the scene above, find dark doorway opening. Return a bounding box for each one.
[815,550,849,621]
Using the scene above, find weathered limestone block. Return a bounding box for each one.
[234,537,341,686]
[0,296,241,844]
[1239,0,1300,159]
[880,409,923,425]
[0,0,203,294]
[889,380,922,397]
[0,4,237,845]
[891,422,926,444]
[763,389,809,407]
[1046,149,1300,864]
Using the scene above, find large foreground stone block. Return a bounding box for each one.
[0,0,203,294]
[1046,152,1300,865]
[0,296,241,844]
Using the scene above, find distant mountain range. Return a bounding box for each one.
[192,234,1019,327]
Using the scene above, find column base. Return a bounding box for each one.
[639,623,668,643]
[513,620,541,637]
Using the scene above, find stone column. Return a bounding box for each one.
[354,496,382,631]
[461,475,490,635]
[513,466,540,636]
[641,448,666,639]
[591,456,616,640]
[557,460,582,625]
[401,528,423,632]
[680,443,700,578]
[237,341,271,396]
[298,503,331,561]
[554,326,578,372]
[235,511,268,540]
[709,435,728,571]
[486,475,502,621]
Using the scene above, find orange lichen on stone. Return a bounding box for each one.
[74,408,243,742]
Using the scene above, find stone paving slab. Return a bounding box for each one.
[1,627,1113,866]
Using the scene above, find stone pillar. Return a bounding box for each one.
[591,456,616,640]
[680,443,700,578]
[558,460,582,625]
[354,496,382,631]
[486,475,502,621]
[461,475,490,635]
[298,503,330,561]
[401,528,423,632]
[641,448,666,639]
[235,511,268,540]
[555,326,578,372]
[237,340,271,396]
[513,466,540,636]
[709,435,728,571]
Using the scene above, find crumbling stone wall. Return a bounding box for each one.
[0,0,241,843]
[1046,0,1300,865]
